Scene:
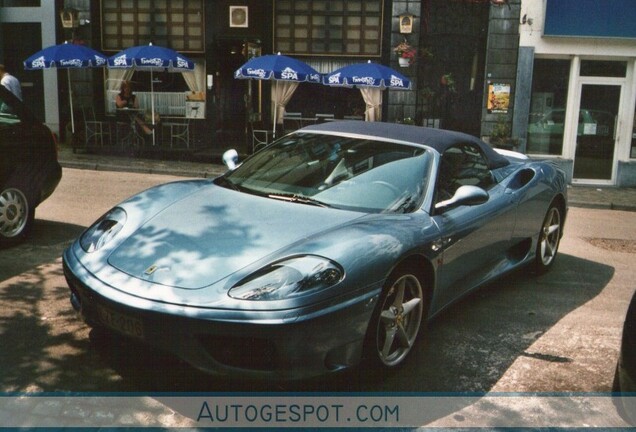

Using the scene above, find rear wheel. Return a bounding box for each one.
[535,203,562,273]
[365,268,426,368]
[0,186,34,247]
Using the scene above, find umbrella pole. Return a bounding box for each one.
[150,70,156,146]
[68,70,75,133]
[272,81,277,139]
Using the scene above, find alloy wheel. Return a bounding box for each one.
[539,206,561,267]
[0,188,29,238]
[374,273,424,367]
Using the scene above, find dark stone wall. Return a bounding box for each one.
[410,0,490,137]
[387,0,421,123]
[481,0,521,141]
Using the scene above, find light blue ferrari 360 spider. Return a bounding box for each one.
[63,121,567,379]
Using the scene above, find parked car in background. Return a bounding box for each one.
[0,86,62,247]
[63,121,567,380]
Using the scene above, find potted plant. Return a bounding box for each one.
[399,117,416,125]
[440,73,456,93]
[489,116,519,150]
[393,40,416,67]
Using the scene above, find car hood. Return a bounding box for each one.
[107,183,363,290]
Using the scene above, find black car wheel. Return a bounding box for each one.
[535,202,562,273]
[0,186,34,246]
[366,267,426,368]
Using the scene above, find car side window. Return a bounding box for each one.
[435,143,495,203]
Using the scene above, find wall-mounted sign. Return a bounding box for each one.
[230,6,248,28]
[60,8,79,28]
[399,14,414,34]
[545,0,636,39]
[487,83,511,114]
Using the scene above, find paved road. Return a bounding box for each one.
[0,168,634,426]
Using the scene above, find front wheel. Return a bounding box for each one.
[0,186,34,247]
[365,269,426,368]
[535,203,562,273]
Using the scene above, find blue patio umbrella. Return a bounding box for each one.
[323,61,411,121]
[235,53,321,135]
[24,41,108,133]
[234,53,321,83]
[108,43,194,145]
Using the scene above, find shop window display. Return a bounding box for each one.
[526,59,570,155]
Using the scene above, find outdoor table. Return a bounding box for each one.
[116,108,146,150]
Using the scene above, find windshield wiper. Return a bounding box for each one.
[268,193,332,208]
[215,176,250,193]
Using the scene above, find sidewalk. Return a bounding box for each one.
[58,144,227,179]
[57,145,636,212]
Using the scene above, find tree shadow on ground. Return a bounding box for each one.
[0,242,616,424]
[87,253,612,395]
[0,219,85,279]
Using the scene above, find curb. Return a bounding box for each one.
[60,160,225,179]
[559,201,635,212]
[568,201,611,210]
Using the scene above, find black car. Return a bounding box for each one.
[0,85,62,247]
[614,289,636,425]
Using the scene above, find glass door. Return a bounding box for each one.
[573,84,622,181]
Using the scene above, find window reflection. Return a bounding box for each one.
[526,59,570,155]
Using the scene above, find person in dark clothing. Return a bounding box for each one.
[114,80,153,135]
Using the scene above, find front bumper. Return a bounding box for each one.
[62,247,380,380]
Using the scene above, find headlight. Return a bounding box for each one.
[229,256,344,301]
[80,207,127,253]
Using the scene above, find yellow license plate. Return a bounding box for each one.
[95,304,144,339]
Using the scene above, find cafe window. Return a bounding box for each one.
[101,0,204,52]
[526,59,571,155]
[274,0,383,56]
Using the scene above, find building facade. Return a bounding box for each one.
[9,1,635,186]
[0,0,61,130]
[514,0,636,186]
[5,1,569,179]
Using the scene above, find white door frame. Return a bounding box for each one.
[567,63,629,185]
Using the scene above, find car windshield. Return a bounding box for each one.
[216,132,432,214]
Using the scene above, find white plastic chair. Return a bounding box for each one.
[82,107,113,148]
[162,119,190,148]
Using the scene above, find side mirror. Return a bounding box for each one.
[435,185,489,211]
[222,149,240,170]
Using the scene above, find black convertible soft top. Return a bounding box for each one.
[301,120,510,169]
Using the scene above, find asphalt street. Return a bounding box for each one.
[0,152,634,427]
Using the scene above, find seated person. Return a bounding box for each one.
[115,81,154,135]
